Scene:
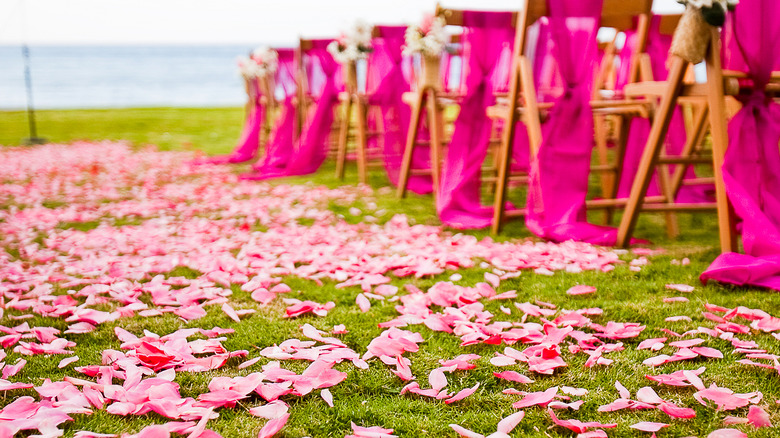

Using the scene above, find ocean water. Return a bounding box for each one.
[0,45,255,109]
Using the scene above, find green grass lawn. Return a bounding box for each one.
[0,107,778,438]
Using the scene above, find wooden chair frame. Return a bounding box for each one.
[297,37,343,160]
[489,0,654,234]
[396,5,516,199]
[615,27,780,251]
[335,26,396,184]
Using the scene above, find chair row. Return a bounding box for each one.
[227,0,779,260]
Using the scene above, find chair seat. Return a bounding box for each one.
[401,91,464,107]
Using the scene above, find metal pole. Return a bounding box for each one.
[20,0,46,145]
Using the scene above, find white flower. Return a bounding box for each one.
[237,55,260,79]
[328,20,374,63]
[403,16,448,56]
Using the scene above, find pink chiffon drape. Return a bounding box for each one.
[435,11,517,229]
[246,49,297,174]
[194,76,266,165]
[525,0,630,245]
[701,0,780,290]
[244,40,343,180]
[367,26,433,194]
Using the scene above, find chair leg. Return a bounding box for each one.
[397,89,426,198]
[335,98,352,180]
[427,89,444,200]
[657,160,680,238]
[616,56,689,248]
[594,114,613,224]
[705,30,738,253]
[491,111,514,235]
[606,115,632,225]
[355,98,369,185]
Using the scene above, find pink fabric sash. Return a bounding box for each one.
[526,0,630,245]
[193,77,266,165]
[435,11,517,229]
[367,26,433,194]
[616,16,714,203]
[246,49,297,175]
[701,0,780,291]
[244,40,343,180]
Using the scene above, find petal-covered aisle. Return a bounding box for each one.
[0,142,778,437]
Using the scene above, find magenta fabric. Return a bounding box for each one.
[248,49,297,174]
[701,0,780,291]
[244,40,342,180]
[616,16,714,203]
[367,26,433,194]
[525,0,634,245]
[194,77,266,165]
[435,11,517,229]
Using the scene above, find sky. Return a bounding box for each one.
[0,0,684,46]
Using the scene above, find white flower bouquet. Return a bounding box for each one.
[327,21,373,64]
[237,47,279,80]
[403,14,448,57]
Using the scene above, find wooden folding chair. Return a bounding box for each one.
[489,0,654,234]
[335,26,403,184]
[615,25,780,251]
[396,6,514,199]
[296,38,343,160]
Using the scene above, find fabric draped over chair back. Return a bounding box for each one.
[252,48,297,173]
[701,0,780,290]
[249,40,343,180]
[195,62,273,165]
[367,26,433,194]
[616,15,714,203]
[526,0,627,244]
[435,11,517,229]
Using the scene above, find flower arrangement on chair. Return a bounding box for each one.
[326,21,373,64]
[403,14,449,89]
[672,0,739,64]
[402,14,448,57]
[237,47,279,80]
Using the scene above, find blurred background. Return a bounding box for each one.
[0,0,683,110]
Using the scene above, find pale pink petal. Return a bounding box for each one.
[321,389,334,408]
[449,424,485,438]
[658,402,696,419]
[615,381,631,400]
[513,386,558,409]
[356,294,371,313]
[666,284,694,293]
[58,356,79,368]
[496,411,525,434]
[238,357,262,370]
[707,429,747,438]
[636,387,664,404]
[429,368,448,391]
[566,285,596,295]
[445,383,479,404]
[630,422,668,432]
[690,347,724,359]
[221,304,241,322]
[747,405,772,428]
[493,371,533,384]
[248,401,288,420]
[258,413,289,438]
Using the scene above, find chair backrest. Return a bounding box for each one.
[435,4,519,93]
[515,0,652,84]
